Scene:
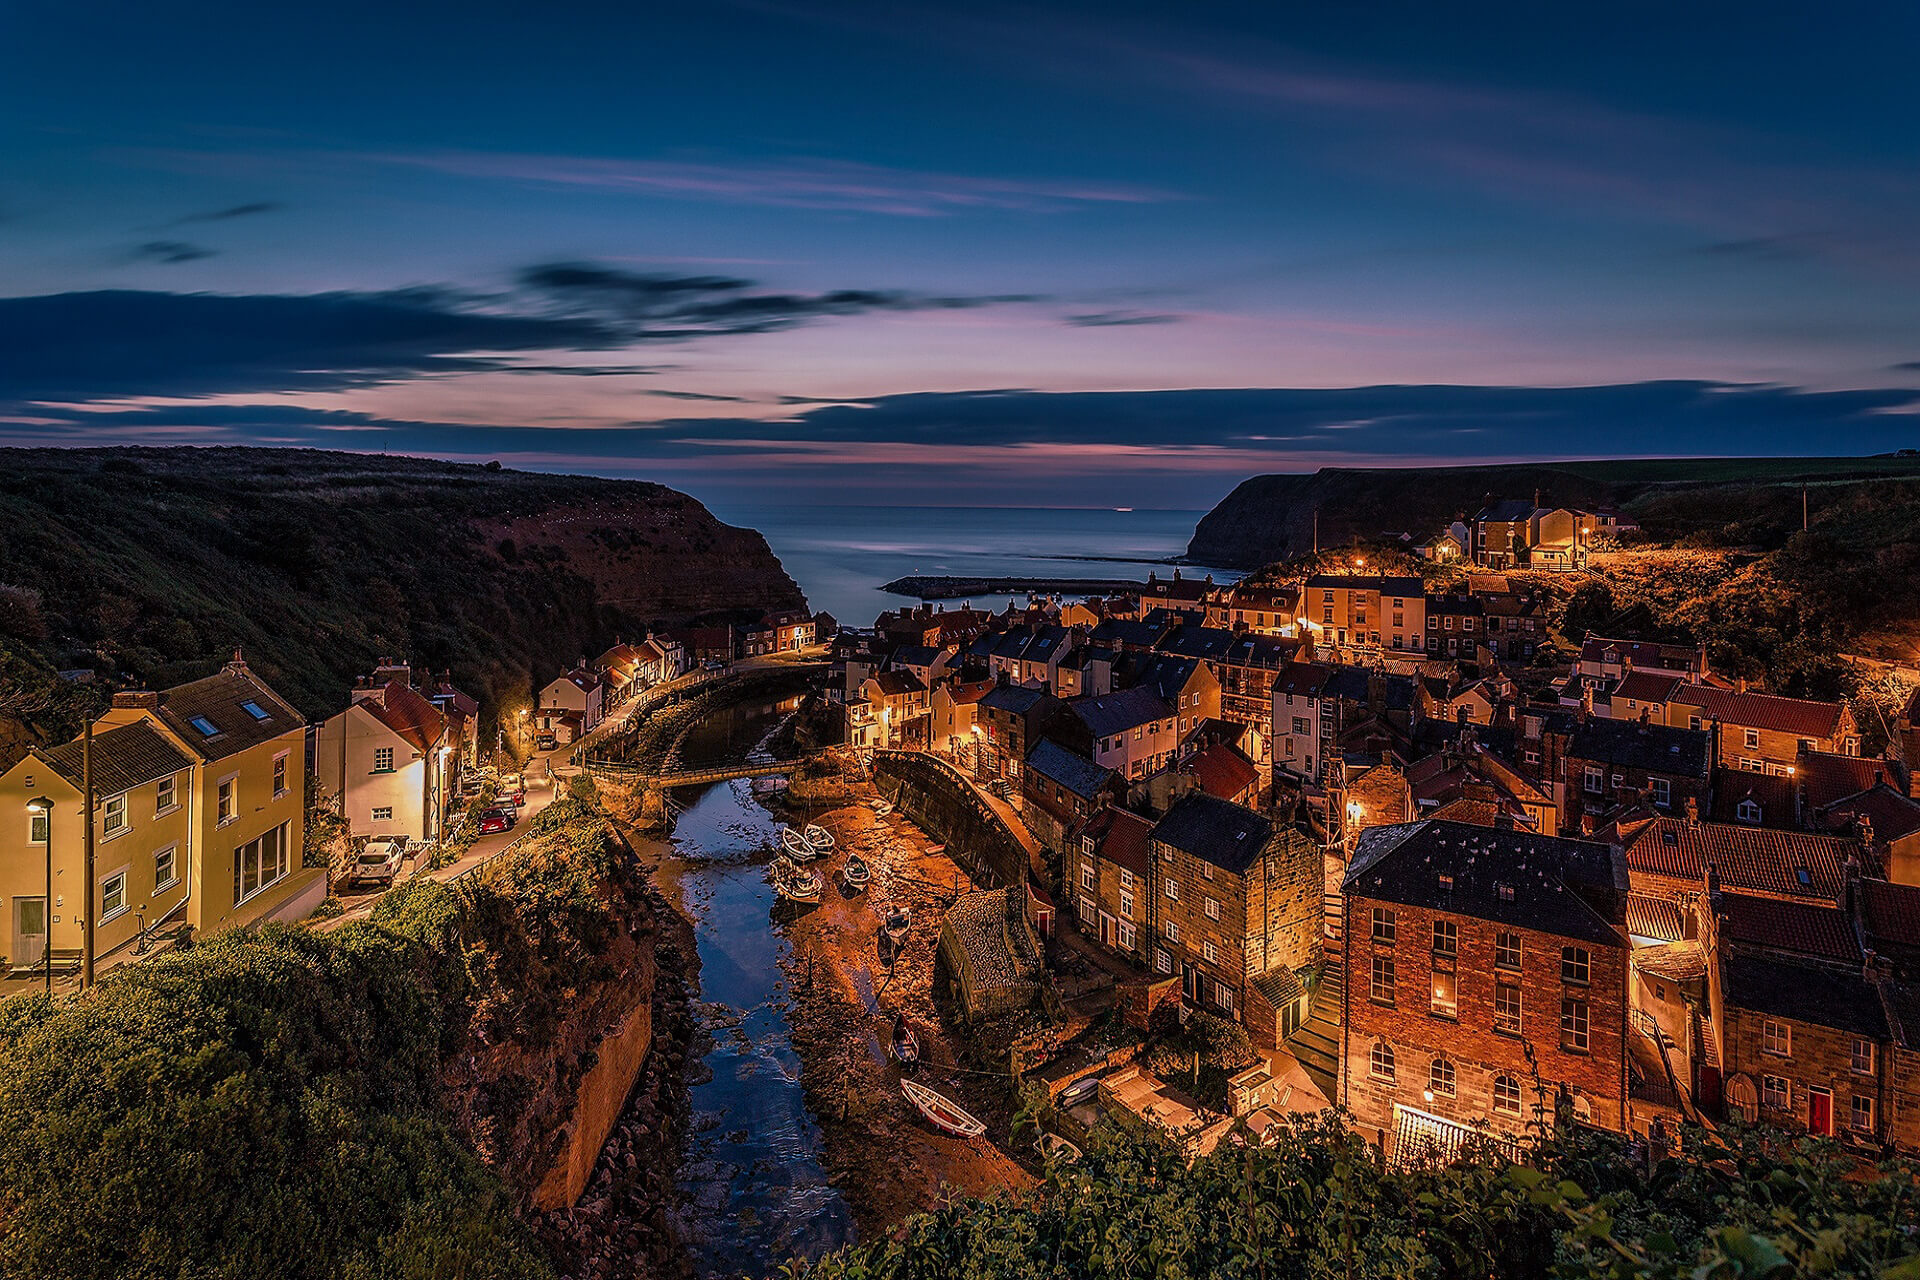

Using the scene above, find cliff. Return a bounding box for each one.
[1186,456,1920,568]
[0,446,805,754]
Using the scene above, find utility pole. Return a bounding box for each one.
[82,720,96,988]
[1802,487,1809,533]
[1313,508,1320,557]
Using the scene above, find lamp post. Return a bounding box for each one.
[25,796,53,993]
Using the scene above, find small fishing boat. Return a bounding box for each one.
[1056,1075,1101,1108]
[804,823,835,854]
[884,904,911,943]
[770,857,821,904]
[1036,1132,1081,1164]
[780,825,816,861]
[868,799,893,816]
[902,1079,984,1138]
[890,1013,920,1066]
[843,852,871,888]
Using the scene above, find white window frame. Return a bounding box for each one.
[99,868,128,923]
[1164,879,1178,901]
[1761,1074,1791,1111]
[1203,938,1218,964]
[1080,862,1095,892]
[1205,896,1220,921]
[216,774,239,827]
[1851,1093,1875,1134]
[1371,906,1396,944]
[156,772,178,814]
[1494,981,1522,1035]
[1117,918,1136,950]
[1164,920,1179,945]
[1369,1041,1396,1083]
[272,751,290,799]
[372,746,395,773]
[1154,948,1172,975]
[102,791,130,838]
[1493,1074,1522,1117]
[1561,996,1590,1053]
[1850,1038,1874,1075]
[1429,1057,1456,1098]
[1649,777,1670,807]
[370,806,394,822]
[1763,1020,1791,1058]
[154,844,179,891]
[1562,946,1591,986]
[1494,931,1521,970]
[1584,766,1603,795]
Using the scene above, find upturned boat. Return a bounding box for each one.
[902,1079,984,1138]
[883,903,911,943]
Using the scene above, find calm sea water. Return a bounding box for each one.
[708,504,1233,626]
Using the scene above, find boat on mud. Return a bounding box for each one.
[868,799,893,816]
[901,1079,984,1138]
[779,825,817,861]
[804,822,835,854]
[883,903,911,943]
[890,1013,920,1066]
[770,856,821,903]
[842,851,871,888]
[1036,1132,1081,1164]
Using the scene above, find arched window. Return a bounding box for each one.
[1493,1074,1522,1117]
[1369,1041,1396,1083]
[1429,1058,1456,1099]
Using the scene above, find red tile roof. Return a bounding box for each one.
[1086,806,1153,877]
[1798,749,1901,810]
[1670,685,1848,740]
[1580,637,1702,671]
[1815,783,1920,846]
[365,680,447,754]
[1611,670,1686,704]
[1717,892,1859,963]
[1614,816,1852,900]
[1186,743,1259,802]
[1860,879,1920,949]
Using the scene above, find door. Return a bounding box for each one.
[13,897,46,968]
[1099,912,1116,947]
[1808,1087,1833,1136]
[1182,962,1203,1003]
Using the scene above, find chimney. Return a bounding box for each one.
[1735,676,1747,694]
[112,690,160,709]
[1684,795,1700,827]
[223,648,249,674]
[1578,683,1594,722]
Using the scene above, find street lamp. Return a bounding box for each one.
[25,796,52,993]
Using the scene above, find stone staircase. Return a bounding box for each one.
[1286,961,1345,1102]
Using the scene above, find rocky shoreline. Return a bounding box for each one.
[880,574,1149,600]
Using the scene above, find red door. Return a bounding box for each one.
[1808,1088,1833,1136]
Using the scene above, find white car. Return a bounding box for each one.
[350,838,406,887]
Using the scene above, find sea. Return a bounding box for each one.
[705,504,1239,627]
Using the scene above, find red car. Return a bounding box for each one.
[475,806,517,836]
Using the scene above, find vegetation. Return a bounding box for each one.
[791,1116,1920,1280]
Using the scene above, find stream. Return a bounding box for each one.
[655,696,856,1277]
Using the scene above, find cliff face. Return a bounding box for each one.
[0,446,804,752]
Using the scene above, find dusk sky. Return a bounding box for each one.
[4,1,1918,509]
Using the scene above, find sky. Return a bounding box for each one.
[3,0,1919,510]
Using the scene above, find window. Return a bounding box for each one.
[1495,931,1522,969]
[1432,920,1457,956]
[1852,1094,1875,1134]
[154,845,178,890]
[1761,1074,1791,1111]
[1165,920,1179,945]
[232,821,290,906]
[1120,889,1135,918]
[273,754,288,797]
[1369,1041,1396,1083]
[1081,862,1095,892]
[372,747,395,773]
[1744,728,1760,750]
[1370,954,1396,1005]
[1215,982,1233,1014]
[156,773,177,812]
[1850,1038,1874,1075]
[1495,982,1522,1035]
[1561,946,1590,985]
[1430,969,1457,1019]
[1205,896,1220,921]
[1117,919,1136,950]
[103,792,128,836]
[1292,716,1310,734]
[1155,949,1172,975]
[1203,939,1218,964]
[1736,798,1761,824]
[29,811,47,844]
[100,870,127,921]
[1118,867,1133,891]
[1371,907,1396,944]
[1759,1020,1792,1057]
[1493,1075,1522,1117]
[1561,997,1590,1052]
[1584,766,1603,795]
[240,700,271,721]
[1649,777,1670,807]
[371,806,394,821]
[188,715,221,737]
[217,778,237,825]
[1429,1058,1456,1098]
[1164,879,1178,901]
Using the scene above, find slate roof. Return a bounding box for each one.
[869,670,927,697]
[1425,595,1485,617]
[1717,892,1859,964]
[1566,717,1712,777]
[1670,685,1849,740]
[1722,952,1888,1040]
[1272,661,1333,699]
[890,644,944,669]
[1019,626,1071,664]
[1135,653,1205,702]
[1613,816,1851,900]
[38,721,195,796]
[980,683,1049,715]
[1303,574,1424,596]
[1088,618,1168,650]
[1475,499,1538,523]
[1070,686,1171,738]
[1224,634,1297,669]
[1345,820,1630,948]
[145,663,303,761]
[1026,739,1114,802]
[1860,878,1920,951]
[1322,667,1417,713]
[1151,793,1275,876]
[1160,626,1238,663]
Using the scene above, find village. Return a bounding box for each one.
[3,492,1917,1229]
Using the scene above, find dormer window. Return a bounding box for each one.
[1736,799,1761,824]
[189,716,220,737]
[240,700,270,721]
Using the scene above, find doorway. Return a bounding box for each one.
[12,897,47,969]
[1808,1086,1833,1137]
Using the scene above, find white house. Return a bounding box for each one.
[316,680,454,843]
[538,667,605,744]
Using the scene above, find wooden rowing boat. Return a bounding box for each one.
[780,826,816,861]
[883,904,911,943]
[843,852,871,887]
[1056,1075,1101,1108]
[890,1014,920,1066]
[902,1079,983,1138]
[770,857,821,903]
[1036,1132,1081,1164]
[804,823,835,854]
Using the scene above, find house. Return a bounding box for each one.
[768,608,816,653]
[1423,594,1486,661]
[1053,645,1115,699]
[1478,590,1549,663]
[1073,805,1156,964]
[93,655,319,940]
[1605,811,1855,907]
[1556,713,1713,834]
[1812,783,1920,885]
[1272,663,1426,791]
[887,643,953,688]
[976,683,1068,782]
[929,677,996,754]
[1666,684,1860,773]
[1140,794,1320,1045]
[1138,570,1216,623]
[1131,653,1221,739]
[856,670,929,749]
[1209,633,1298,765]
[0,721,197,970]
[1341,820,1632,1159]
[1180,741,1262,808]
[1471,501,1592,571]
[1299,575,1427,654]
[593,642,648,700]
[1271,662,1335,785]
[1021,740,1120,857]
[1577,636,1709,683]
[537,667,605,744]
[423,674,482,766]
[316,679,455,844]
[1216,582,1299,634]
[1064,685,1178,785]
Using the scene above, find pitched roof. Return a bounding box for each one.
[1634,939,1706,981]
[1717,892,1859,964]
[1345,820,1630,948]
[1085,806,1152,876]
[1303,574,1424,596]
[868,670,927,697]
[1709,769,1796,826]
[1798,749,1899,811]
[364,681,448,753]
[980,683,1049,715]
[1722,952,1887,1040]
[1579,636,1702,671]
[145,662,302,760]
[939,678,997,707]
[1475,498,1537,523]
[1026,739,1114,802]
[1185,742,1260,802]
[1566,717,1712,777]
[1070,685,1172,737]
[1151,794,1275,876]
[1860,879,1920,951]
[1134,653,1205,702]
[1159,625,1238,664]
[1612,670,1686,703]
[1273,661,1333,698]
[1670,685,1849,740]
[38,721,195,796]
[1613,816,1851,900]
[1625,892,1688,942]
[1814,783,1920,846]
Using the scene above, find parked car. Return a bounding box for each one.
[535,730,557,750]
[475,806,517,836]
[499,773,527,805]
[349,838,406,887]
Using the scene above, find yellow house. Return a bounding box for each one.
[92,655,321,938]
[0,721,196,972]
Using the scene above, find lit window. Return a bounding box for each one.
[1761,1074,1791,1111]
[1371,907,1396,944]
[1850,1038,1874,1074]
[1369,1041,1396,1083]
[1744,728,1760,750]
[100,871,127,920]
[1763,1020,1791,1057]
[1371,954,1396,1005]
[1494,982,1522,1035]
[1430,969,1457,1019]
[1495,931,1522,970]
[1562,947,1590,985]
[1561,997,1590,1052]
[1429,1058,1456,1098]
[1493,1075,1522,1117]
